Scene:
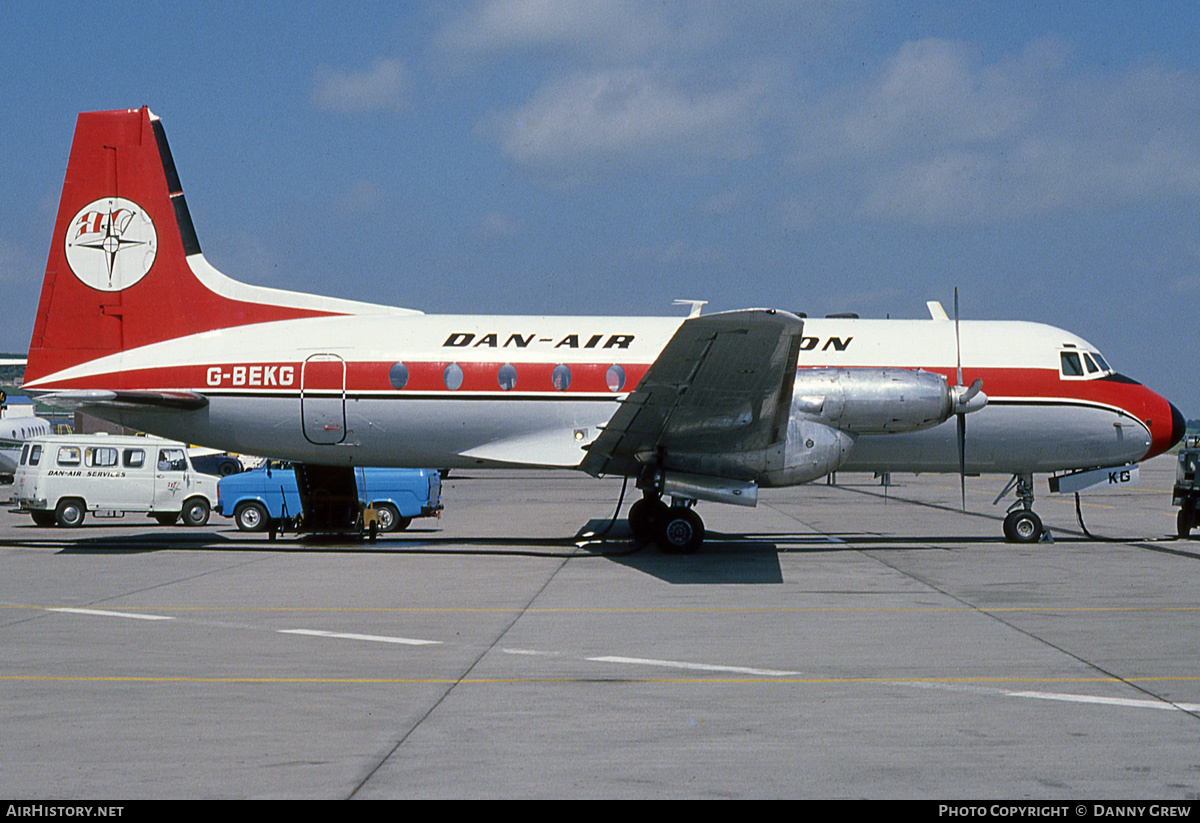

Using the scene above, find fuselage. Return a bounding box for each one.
[23,312,1183,479]
[0,414,53,476]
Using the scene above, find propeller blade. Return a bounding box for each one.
[954,287,962,389]
[957,411,967,510]
[954,288,967,511]
[952,377,985,410]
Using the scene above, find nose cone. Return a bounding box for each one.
[1147,398,1187,459]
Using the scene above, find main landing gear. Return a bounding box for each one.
[628,493,706,554]
[1001,473,1045,544]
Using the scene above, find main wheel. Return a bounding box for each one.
[234,501,269,532]
[1003,509,1043,544]
[182,498,210,526]
[629,497,668,539]
[54,498,86,528]
[656,507,705,554]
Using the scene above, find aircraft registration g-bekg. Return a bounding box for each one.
[21,107,1186,551]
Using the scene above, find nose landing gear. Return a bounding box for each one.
[1001,473,1046,543]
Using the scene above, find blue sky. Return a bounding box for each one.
[2,1,1198,416]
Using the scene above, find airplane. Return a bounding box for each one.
[19,107,1186,550]
[0,392,53,481]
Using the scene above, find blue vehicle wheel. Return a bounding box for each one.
[234,501,269,532]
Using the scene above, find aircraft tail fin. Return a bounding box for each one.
[26,107,416,388]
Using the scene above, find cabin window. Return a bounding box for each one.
[85,447,118,468]
[57,446,81,466]
[606,364,626,392]
[443,363,464,391]
[388,362,409,390]
[1060,352,1084,377]
[498,363,518,391]
[1082,353,1099,374]
[1092,352,1111,372]
[552,364,571,392]
[123,449,146,469]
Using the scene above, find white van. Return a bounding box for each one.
[12,434,218,527]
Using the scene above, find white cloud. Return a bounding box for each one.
[435,0,709,62]
[796,37,1200,224]
[311,58,411,114]
[491,68,767,169]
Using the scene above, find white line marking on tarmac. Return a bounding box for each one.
[588,655,799,677]
[502,648,560,657]
[278,629,441,646]
[1007,689,1200,712]
[902,681,1200,712]
[47,608,173,621]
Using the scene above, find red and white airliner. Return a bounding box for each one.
[21,107,1185,550]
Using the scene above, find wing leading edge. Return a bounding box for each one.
[581,309,804,481]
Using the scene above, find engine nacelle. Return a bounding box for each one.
[760,417,856,487]
[791,367,960,434]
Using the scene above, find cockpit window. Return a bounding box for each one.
[1060,352,1084,377]
[1061,349,1114,379]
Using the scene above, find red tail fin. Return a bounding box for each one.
[26,107,410,388]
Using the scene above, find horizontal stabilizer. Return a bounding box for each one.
[35,389,208,412]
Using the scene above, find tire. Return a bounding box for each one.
[30,510,57,527]
[656,507,705,554]
[374,503,406,533]
[234,501,269,532]
[181,497,210,527]
[1179,506,1196,540]
[1004,509,1043,544]
[217,460,240,477]
[54,498,86,528]
[629,498,668,539]
[154,512,180,526]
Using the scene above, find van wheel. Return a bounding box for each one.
[1179,506,1196,539]
[54,498,86,528]
[31,510,56,527]
[182,498,210,527]
[375,503,404,532]
[234,502,269,532]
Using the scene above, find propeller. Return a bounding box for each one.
[950,288,987,511]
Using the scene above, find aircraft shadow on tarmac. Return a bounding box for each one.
[7,517,1155,585]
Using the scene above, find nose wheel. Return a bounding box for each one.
[1002,473,1045,543]
[1003,508,1043,543]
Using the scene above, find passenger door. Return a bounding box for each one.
[301,354,347,445]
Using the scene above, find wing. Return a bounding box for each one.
[580,309,804,480]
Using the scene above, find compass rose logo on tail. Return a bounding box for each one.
[64,197,157,291]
